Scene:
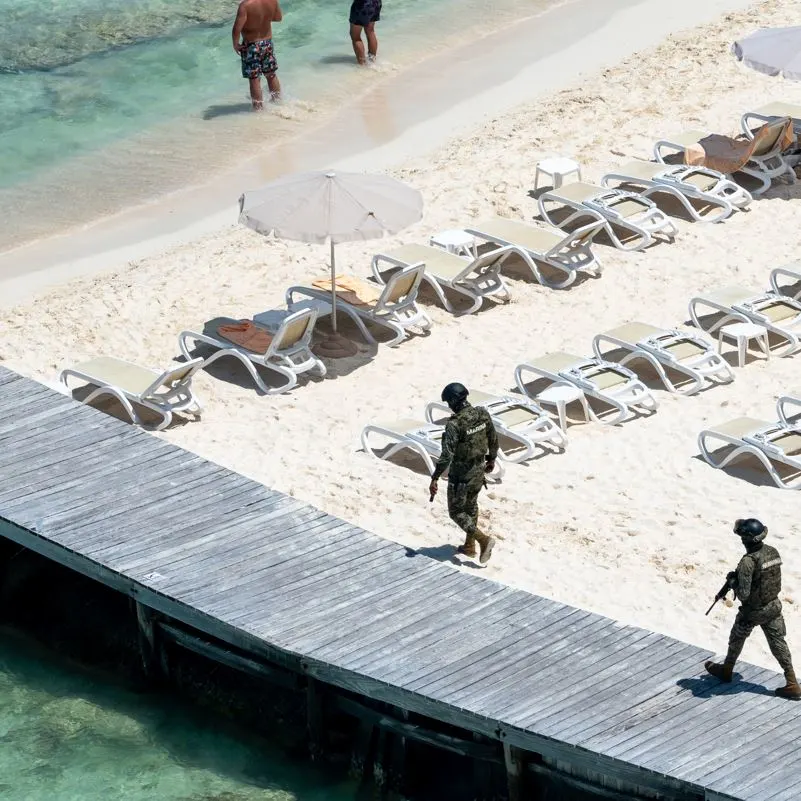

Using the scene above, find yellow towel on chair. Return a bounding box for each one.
[217,320,273,354]
[311,275,382,308]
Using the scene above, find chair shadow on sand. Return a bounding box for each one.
[66,383,193,430]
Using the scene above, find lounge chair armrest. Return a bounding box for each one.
[778,394,801,427]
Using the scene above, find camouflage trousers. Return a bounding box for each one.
[726,601,794,673]
[447,475,489,549]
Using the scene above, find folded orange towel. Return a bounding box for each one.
[217,320,273,354]
[311,274,382,308]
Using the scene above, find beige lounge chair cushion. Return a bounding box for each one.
[217,320,273,354]
[524,351,586,373]
[773,430,801,456]
[603,321,708,361]
[759,300,800,323]
[708,416,771,438]
[312,275,382,308]
[470,218,563,253]
[493,405,539,428]
[375,418,432,435]
[71,357,162,396]
[383,244,472,280]
[548,181,650,219]
[752,102,801,122]
[702,286,755,307]
[617,160,719,192]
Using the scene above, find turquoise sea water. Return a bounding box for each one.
[0,629,352,801]
[0,0,536,250]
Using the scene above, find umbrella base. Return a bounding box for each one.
[313,333,359,359]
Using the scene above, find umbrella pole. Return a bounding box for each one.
[330,239,338,333]
[311,238,358,359]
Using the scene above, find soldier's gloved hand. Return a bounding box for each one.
[727,571,737,585]
[485,459,495,474]
[428,479,438,499]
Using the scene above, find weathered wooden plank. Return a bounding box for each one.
[514,629,671,732]
[603,663,777,764]
[116,494,305,574]
[271,576,464,659]
[1,446,208,526]
[52,467,257,549]
[153,505,337,585]
[493,625,659,725]
[344,586,518,674]
[350,591,526,676]
[283,569,471,655]
[198,530,401,616]
[414,605,589,696]
[450,615,624,717]
[564,643,713,746]
[92,479,284,564]
[231,549,437,633]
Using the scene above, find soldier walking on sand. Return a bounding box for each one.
[429,383,498,565]
[705,518,801,700]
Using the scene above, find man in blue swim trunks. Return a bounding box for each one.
[349,0,382,65]
[232,0,283,109]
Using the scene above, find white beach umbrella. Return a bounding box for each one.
[239,170,423,357]
[732,27,801,80]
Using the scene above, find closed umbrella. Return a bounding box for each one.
[732,27,801,80]
[239,170,423,357]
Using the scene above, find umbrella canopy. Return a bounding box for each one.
[238,170,423,353]
[732,26,801,80]
[239,170,423,243]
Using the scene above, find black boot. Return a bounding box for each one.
[704,660,734,682]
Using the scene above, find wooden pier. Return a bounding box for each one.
[0,365,797,801]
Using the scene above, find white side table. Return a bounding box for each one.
[717,322,770,367]
[536,383,590,431]
[534,157,582,190]
[429,229,478,258]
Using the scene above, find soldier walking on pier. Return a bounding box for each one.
[428,383,498,565]
[705,518,801,700]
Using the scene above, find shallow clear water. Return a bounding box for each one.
[0,630,352,801]
[0,0,538,250]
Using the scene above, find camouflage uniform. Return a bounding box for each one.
[725,543,794,672]
[431,403,499,553]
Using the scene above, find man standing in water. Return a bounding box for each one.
[349,0,381,65]
[232,0,283,109]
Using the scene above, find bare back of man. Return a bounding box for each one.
[232,0,283,109]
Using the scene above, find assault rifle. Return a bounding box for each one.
[705,572,737,616]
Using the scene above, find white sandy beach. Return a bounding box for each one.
[3,0,801,673]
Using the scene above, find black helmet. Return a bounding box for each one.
[441,382,469,406]
[734,518,767,543]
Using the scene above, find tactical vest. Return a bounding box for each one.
[448,405,492,479]
[743,544,782,610]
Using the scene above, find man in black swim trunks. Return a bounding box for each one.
[349,0,381,65]
[232,0,283,109]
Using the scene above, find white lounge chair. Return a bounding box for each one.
[654,117,796,195]
[592,321,734,396]
[688,286,801,356]
[60,356,204,431]
[741,102,801,138]
[514,351,657,425]
[462,217,604,288]
[600,161,751,222]
[361,418,504,479]
[424,389,567,463]
[770,262,801,301]
[371,243,514,314]
[286,265,431,348]
[537,181,678,251]
[698,416,801,490]
[178,306,325,395]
